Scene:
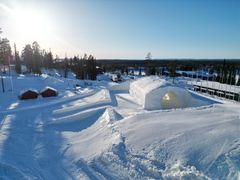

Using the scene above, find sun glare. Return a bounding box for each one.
[11,7,54,43]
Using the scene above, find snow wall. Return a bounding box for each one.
[109,80,131,91]
[129,76,192,110]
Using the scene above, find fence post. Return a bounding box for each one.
[1,75,4,93]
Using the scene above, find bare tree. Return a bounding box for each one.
[145,52,152,60]
[145,52,155,75]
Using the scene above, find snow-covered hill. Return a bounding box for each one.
[0,75,239,179]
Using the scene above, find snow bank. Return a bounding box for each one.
[60,107,124,160]
[115,104,240,179]
[162,161,210,179]
[130,76,193,110]
[109,80,131,91]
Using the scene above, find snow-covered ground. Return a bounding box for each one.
[0,74,239,179]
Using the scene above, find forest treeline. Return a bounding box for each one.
[0,36,97,80]
[1,30,240,85]
[98,58,240,85]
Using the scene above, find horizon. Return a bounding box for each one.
[0,0,240,59]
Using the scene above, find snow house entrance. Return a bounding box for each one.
[161,90,181,109]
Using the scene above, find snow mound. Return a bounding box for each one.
[100,107,123,124]
[162,161,210,180]
[114,104,240,179]
[109,80,130,91]
[47,107,107,132]
[62,107,124,160]
[53,89,111,117]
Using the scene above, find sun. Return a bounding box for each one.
[11,7,54,44]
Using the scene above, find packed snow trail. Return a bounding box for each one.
[0,106,72,179]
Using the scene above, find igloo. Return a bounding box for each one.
[129,76,192,110]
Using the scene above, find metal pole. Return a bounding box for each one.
[225,71,229,99]
[201,69,203,93]
[0,35,8,93]
[191,69,194,84]
[7,55,13,92]
[0,30,4,93]
[229,72,233,99]
[218,70,221,97]
[1,74,4,93]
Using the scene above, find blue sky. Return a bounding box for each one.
[0,0,240,59]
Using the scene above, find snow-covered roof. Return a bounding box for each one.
[40,86,58,93]
[19,88,39,96]
[130,76,170,95]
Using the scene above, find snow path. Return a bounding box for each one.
[0,107,72,179]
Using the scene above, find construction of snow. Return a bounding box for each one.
[0,74,239,179]
[129,76,212,110]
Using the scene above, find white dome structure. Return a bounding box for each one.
[129,76,192,110]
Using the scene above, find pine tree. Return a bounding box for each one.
[82,54,88,79]
[22,44,33,73]
[32,41,42,74]
[73,56,83,79]
[169,61,176,83]
[86,55,96,80]
[0,38,11,73]
[14,43,21,74]
[63,57,68,78]
[47,52,53,69]
[222,59,227,83]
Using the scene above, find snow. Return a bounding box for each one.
[40,86,58,94]
[0,74,239,179]
[19,88,39,96]
[129,76,213,110]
